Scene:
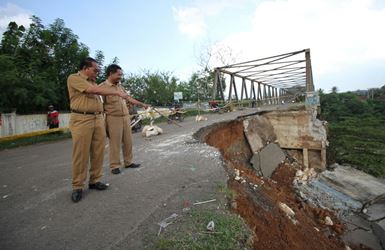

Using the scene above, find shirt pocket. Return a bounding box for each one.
[107,95,120,104]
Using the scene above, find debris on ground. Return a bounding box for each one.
[325,216,334,226]
[206,220,215,231]
[193,199,216,206]
[157,213,178,236]
[278,202,298,225]
[142,121,163,137]
[195,115,208,122]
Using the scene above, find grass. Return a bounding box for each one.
[216,182,237,201]
[144,182,251,250]
[149,209,252,250]
[0,130,71,150]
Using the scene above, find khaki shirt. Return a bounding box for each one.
[99,80,129,116]
[67,72,103,112]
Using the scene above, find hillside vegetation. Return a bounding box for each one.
[320,87,385,178]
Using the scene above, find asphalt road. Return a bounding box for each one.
[0,110,253,250]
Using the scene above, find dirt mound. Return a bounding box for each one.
[197,118,350,250]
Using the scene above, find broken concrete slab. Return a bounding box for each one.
[296,178,362,216]
[342,227,383,250]
[250,143,285,178]
[243,116,276,153]
[372,220,385,250]
[319,165,385,203]
[338,213,384,250]
[365,203,385,221]
[250,153,262,174]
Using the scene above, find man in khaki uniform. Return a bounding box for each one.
[67,57,132,203]
[100,64,148,174]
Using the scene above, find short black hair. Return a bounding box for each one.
[106,64,122,77]
[79,57,97,70]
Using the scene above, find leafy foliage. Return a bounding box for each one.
[320,88,385,177]
[0,16,89,113]
[123,70,216,107]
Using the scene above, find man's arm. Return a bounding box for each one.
[85,84,129,99]
[126,95,149,109]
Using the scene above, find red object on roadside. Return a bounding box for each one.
[47,109,59,129]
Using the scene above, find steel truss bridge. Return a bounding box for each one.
[212,49,315,105]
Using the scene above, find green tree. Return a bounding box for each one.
[320,90,385,178]
[0,16,90,113]
[0,21,25,55]
[331,86,338,94]
[123,71,180,106]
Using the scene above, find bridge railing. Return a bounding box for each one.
[212,49,314,107]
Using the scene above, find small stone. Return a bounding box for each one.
[231,201,237,209]
[278,202,295,217]
[295,170,304,177]
[324,216,333,226]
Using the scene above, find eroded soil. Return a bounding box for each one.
[195,118,369,250]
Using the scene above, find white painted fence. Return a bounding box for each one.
[0,112,70,137]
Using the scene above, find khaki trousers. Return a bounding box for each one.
[69,113,106,189]
[106,115,133,169]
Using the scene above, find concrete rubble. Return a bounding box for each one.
[295,164,385,249]
[243,116,276,153]
[249,143,285,178]
[320,165,385,203]
[244,116,285,178]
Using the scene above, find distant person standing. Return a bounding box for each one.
[100,64,149,175]
[47,105,59,129]
[67,57,132,203]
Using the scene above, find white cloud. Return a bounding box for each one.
[172,6,206,38]
[209,0,385,90]
[172,0,250,39]
[0,3,32,35]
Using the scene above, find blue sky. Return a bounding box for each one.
[1,0,385,93]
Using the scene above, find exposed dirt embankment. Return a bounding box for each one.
[194,118,349,250]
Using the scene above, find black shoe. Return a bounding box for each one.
[89,182,109,190]
[71,189,82,203]
[111,168,121,174]
[125,163,141,168]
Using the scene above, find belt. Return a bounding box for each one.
[106,113,129,117]
[71,109,102,115]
